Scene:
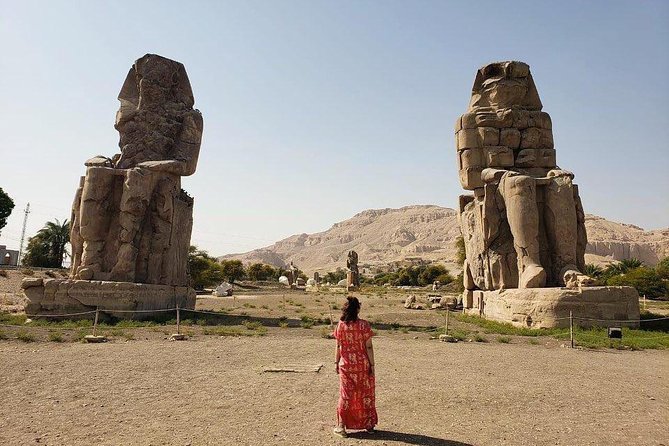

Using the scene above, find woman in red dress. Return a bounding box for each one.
[333,296,377,437]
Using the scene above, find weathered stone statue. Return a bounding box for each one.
[24,54,202,318]
[346,250,360,289]
[455,61,639,328]
[70,54,202,285]
[456,61,591,290]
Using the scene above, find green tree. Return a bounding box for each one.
[654,257,669,280]
[188,246,218,289]
[583,264,604,278]
[247,263,278,281]
[620,258,644,270]
[22,219,70,268]
[607,267,667,299]
[220,259,246,283]
[0,187,14,233]
[418,264,450,286]
[324,268,347,284]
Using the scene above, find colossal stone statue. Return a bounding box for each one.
[24,54,202,318]
[455,61,638,328]
[346,250,360,289]
[70,54,203,285]
[456,61,591,291]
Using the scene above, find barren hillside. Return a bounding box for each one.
[221,205,669,274]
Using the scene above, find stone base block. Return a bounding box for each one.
[462,286,639,328]
[23,278,195,320]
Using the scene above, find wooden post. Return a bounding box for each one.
[643,295,646,311]
[176,305,181,335]
[93,306,99,337]
[445,308,450,335]
[569,310,574,349]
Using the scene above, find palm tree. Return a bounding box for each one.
[620,258,644,270]
[23,219,70,268]
[583,264,603,278]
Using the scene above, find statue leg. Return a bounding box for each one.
[545,172,593,287]
[110,168,154,282]
[77,167,115,280]
[499,172,546,288]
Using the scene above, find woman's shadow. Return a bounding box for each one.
[347,430,473,446]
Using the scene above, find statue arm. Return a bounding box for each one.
[136,111,203,176]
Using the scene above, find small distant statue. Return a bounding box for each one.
[456,61,592,290]
[289,261,298,286]
[346,250,360,289]
[70,54,203,286]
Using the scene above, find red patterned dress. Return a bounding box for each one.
[334,319,378,430]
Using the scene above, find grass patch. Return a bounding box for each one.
[572,327,669,350]
[279,322,289,329]
[48,332,64,342]
[242,321,264,331]
[0,330,7,340]
[454,313,566,337]
[473,334,488,343]
[528,338,541,345]
[497,336,511,344]
[0,313,28,325]
[320,327,334,338]
[16,330,35,342]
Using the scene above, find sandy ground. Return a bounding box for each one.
[1,330,667,446]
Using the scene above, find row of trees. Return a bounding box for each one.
[372,264,454,287]
[187,247,308,289]
[584,258,668,299]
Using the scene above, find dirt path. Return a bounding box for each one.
[1,333,667,446]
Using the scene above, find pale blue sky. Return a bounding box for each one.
[1,0,668,255]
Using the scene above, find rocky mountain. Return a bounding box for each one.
[220,205,669,274]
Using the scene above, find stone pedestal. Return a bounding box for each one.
[23,278,195,320]
[462,286,640,328]
[346,271,359,291]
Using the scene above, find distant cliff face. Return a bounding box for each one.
[584,215,669,266]
[220,205,668,274]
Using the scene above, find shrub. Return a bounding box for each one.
[607,267,667,299]
[16,330,35,342]
[473,334,488,343]
[243,321,263,331]
[497,336,511,344]
[48,332,64,342]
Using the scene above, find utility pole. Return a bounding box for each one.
[17,203,30,267]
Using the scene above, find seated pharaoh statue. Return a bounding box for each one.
[456,61,593,291]
[69,54,203,286]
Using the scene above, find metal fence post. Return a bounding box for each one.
[93,306,99,337]
[569,310,574,349]
[176,305,181,335]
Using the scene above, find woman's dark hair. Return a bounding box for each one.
[340,296,361,323]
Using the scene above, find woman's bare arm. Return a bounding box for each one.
[365,338,375,376]
[335,340,341,374]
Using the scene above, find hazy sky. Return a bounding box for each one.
[1,0,668,256]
